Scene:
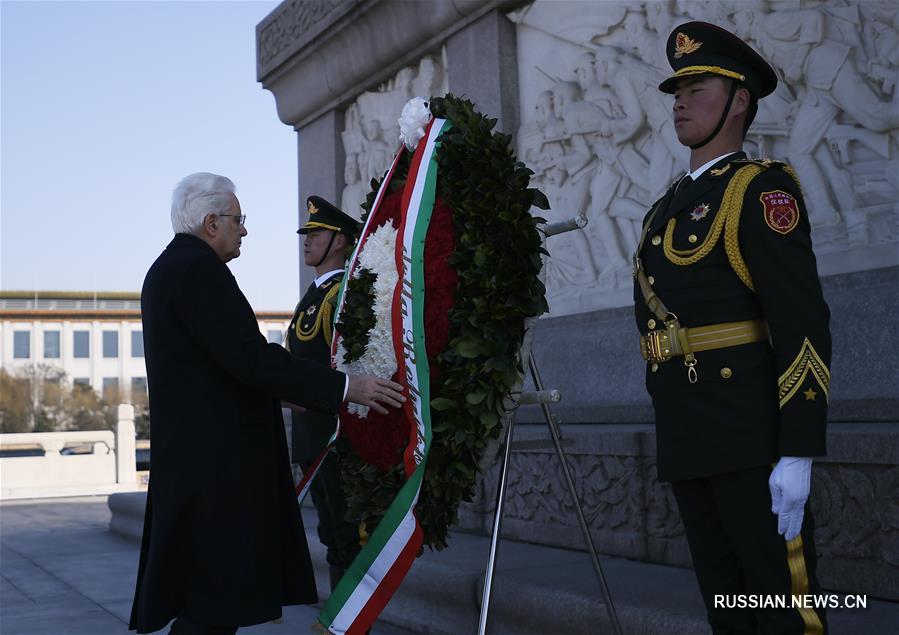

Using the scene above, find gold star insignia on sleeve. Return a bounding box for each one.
[803,387,817,401]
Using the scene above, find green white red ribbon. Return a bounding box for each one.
[295,431,336,504]
[297,142,410,508]
[313,118,450,634]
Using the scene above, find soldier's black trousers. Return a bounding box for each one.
[671,466,827,635]
[302,452,361,570]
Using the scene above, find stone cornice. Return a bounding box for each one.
[256,0,364,79]
[256,0,525,128]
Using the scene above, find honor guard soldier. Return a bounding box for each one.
[288,196,362,591]
[634,22,832,634]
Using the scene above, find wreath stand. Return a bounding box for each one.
[477,216,623,635]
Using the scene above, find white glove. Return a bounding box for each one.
[769,456,812,541]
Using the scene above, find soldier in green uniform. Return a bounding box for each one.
[634,22,831,634]
[288,196,361,591]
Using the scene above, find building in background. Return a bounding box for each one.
[0,291,292,401]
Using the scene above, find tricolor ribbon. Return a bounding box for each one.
[295,430,337,504]
[312,117,450,634]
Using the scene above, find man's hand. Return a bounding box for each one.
[769,456,812,541]
[346,375,406,415]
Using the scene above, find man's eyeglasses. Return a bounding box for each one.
[218,214,246,226]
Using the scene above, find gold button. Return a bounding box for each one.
[651,235,662,246]
[648,319,657,329]
[648,276,655,285]
[688,234,698,243]
[720,367,733,379]
[651,363,659,373]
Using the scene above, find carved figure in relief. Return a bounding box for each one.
[734,6,899,244]
[535,89,566,140]
[516,1,898,314]
[645,0,677,42]
[617,10,690,197]
[581,48,657,266]
[412,56,443,99]
[564,98,630,274]
[359,116,392,187]
[544,81,606,289]
[340,154,368,218]
[340,54,449,215]
[339,105,367,216]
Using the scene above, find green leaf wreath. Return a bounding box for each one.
[336,94,549,549]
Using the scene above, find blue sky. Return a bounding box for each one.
[1,0,305,310]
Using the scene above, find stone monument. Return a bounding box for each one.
[257,0,898,601]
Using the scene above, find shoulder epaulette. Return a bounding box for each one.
[732,157,787,169]
[732,158,802,192]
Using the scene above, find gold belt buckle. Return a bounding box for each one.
[642,329,672,362]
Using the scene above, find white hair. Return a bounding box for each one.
[170,172,236,234]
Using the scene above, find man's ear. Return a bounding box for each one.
[203,213,218,236]
[731,85,751,118]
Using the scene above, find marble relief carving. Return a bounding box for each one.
[461,452,686,540]
[457,451,898,594]
[339,51,449,218]
[812,464,899,566]
[511,1,899,316]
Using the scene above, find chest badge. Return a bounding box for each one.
[690,203,711,221]
[306,304,317,316]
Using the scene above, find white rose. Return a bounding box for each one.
[398,97,432,151]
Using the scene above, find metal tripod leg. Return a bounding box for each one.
[477,409,516,635]
[477,213,619,633]
[476,354,622,635]
[528,355,623,635]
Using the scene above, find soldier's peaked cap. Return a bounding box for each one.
[298,196,361,236]
[658,21,777,98]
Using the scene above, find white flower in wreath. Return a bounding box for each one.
[398,97,432,151]
[336,222,399,417]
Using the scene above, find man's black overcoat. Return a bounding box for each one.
[129,233,345,633]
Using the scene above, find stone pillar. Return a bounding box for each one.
[116,403,136,486]
[446,10,520,135]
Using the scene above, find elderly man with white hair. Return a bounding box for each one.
[129,173,405,635]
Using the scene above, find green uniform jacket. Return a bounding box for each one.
[287,272,343,463]
[634,152,832,481]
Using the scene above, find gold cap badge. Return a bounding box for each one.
[307,201,319,215]
[674,32,702,58]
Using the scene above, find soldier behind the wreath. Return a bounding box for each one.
[634,22,832,634]
[287,196,361,591]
